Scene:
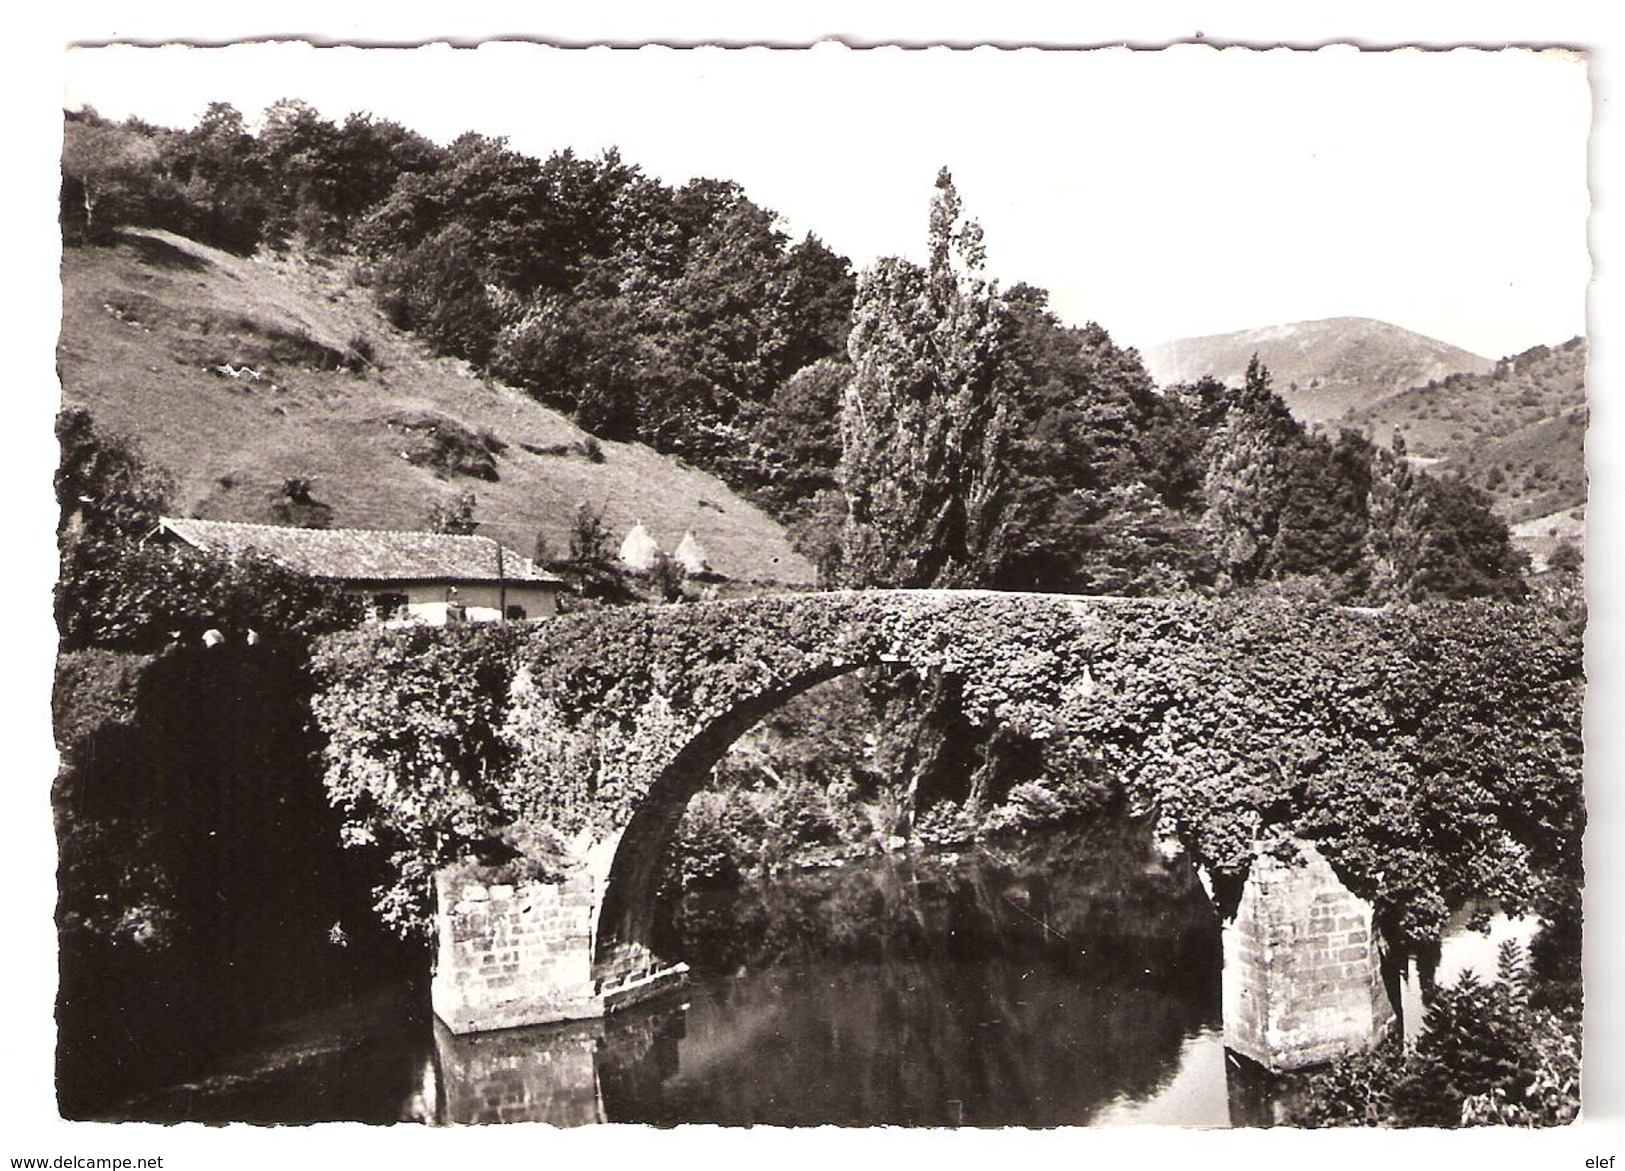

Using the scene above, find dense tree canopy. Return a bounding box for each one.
[61,101,1529,607]
[993,287,1214,594]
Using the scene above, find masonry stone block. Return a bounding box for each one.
[1222,840,1396,1072]
[431,836,690,1034]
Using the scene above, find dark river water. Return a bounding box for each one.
[93,818,1284,1126]
[104,812,1254,1123]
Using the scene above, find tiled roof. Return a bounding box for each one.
[156,517,561,584]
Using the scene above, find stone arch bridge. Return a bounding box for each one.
[313,589,1447,1068]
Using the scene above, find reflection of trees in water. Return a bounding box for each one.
[602,948,1210,1126]
[660,817,1218,983]
[594,1004,686,1120]
[426,816,1225,1127]
[610,815,1223,1126]
[107,984,434,1125]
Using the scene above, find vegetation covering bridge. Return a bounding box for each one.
[316,589,1112,924]
[310,588,1581,1042]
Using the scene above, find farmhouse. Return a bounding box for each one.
[154,517,563,624]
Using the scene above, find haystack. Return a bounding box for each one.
[673,530,711,575]
[619,521,660,571]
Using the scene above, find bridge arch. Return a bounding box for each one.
[590,661,856,983]
[493,589,1112,1002]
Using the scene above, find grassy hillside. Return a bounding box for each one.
[1511,506,1586,574]
[58,229,813,585]
[1142,316,1495,424]
[1344,337,1587,525]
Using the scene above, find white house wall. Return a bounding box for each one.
[368,582,559,626]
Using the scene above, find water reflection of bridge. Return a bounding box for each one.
[420,826,1318,1128]
[423,994,1297,1128]
[426,1002,683,1126]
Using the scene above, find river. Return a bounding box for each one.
[84,816,1522,1127]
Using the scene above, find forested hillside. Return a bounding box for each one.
[1145,321,1586,568]
[1345,337,1588,523]
[61,101,1536,604]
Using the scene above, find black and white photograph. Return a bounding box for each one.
[10,6,1624,1164]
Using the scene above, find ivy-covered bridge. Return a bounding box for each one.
[311,588,1582,1068]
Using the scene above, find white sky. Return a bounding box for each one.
[62,41,1591,360]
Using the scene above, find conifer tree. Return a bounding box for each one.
[1363,429,1423,600]
[1201,355,1299,586]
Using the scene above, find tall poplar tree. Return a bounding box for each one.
[1201,355,1300,586]
[838,169,1015,588]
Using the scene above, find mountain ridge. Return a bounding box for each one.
[1142,316,1496,424]
[1345,336,1587,527]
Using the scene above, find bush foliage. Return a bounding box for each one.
[1290,942,1580,1127]
[310,593,1581,943]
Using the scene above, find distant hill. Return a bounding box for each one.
[58,229,814,585]
[1142,316,1496,425]
[1345,336,1588,527]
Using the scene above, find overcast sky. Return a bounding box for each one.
[63,41,1591,360]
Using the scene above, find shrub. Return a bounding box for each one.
[372,224,501,367]
[568,500,612,568]
[671,791,748,887]
[345,332,377,370]
[981,777,1111,836]
[422,490,480,535]
[59,537,363,652]
[269,477,334,529]
[648,551,688,603]
[1547,539,1582,573]
[1290,941,1581,1127]
[912,798,975,847]
[763,777,844,852]
[385,411,503,481]
[55,406,172,544]
[1288,1038,1406,1127]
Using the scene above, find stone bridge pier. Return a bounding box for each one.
[1219,840,1398,1072]
[429,832,690,1035]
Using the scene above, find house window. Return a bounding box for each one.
[505,604,527,621]
[371,592,409,622]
